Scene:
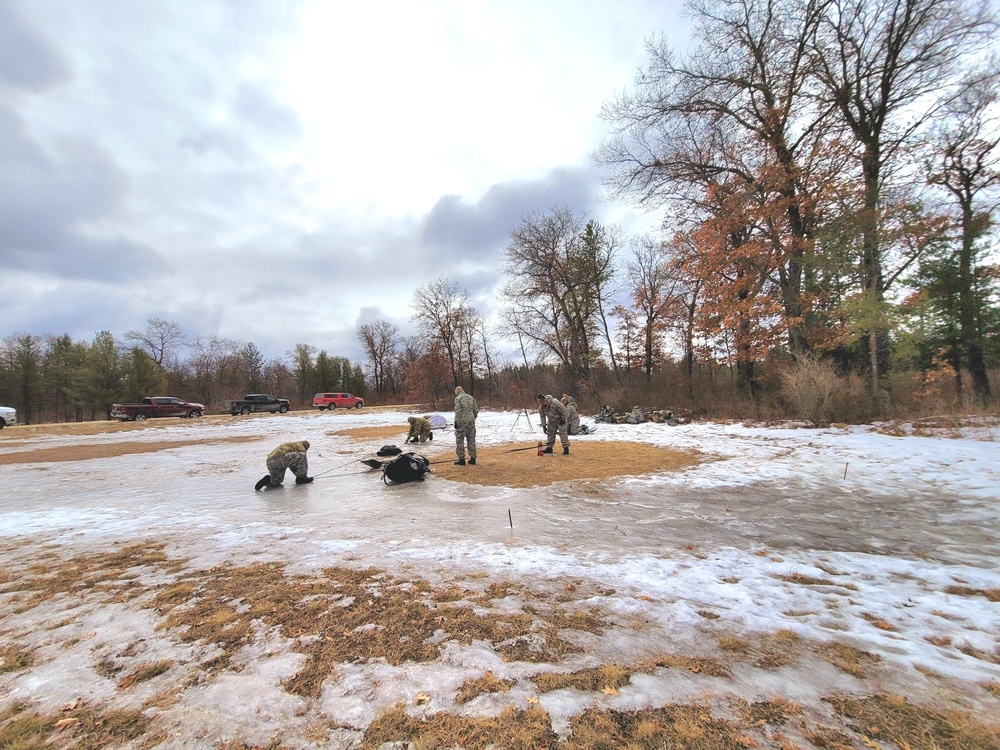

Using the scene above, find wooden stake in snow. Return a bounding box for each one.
[844,463,849,480]
[508,509,513,528]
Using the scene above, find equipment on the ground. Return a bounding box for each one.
[502,444,545,454]
[381,452,431,484]
[511,408,534,431]
[377,445,402,457]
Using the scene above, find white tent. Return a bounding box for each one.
[423,413,447,429]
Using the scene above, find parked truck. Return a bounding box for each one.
[110,396,205,421]
[224,394,290,416]
[311,392,364,410]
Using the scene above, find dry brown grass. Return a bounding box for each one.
[567,703,750,749]
[327,425,408,440]
[717,629,802,669]
[735,696,803,725]
[945,585,1000,602]
[0,435,262,464]
[956,641,1000,665]
[329,425,700,487]
[826,693,1000,749]
[532,664,634,694]
[642,652,732,678]
[0,701,150,750]
[362,703,558,749]
[455,671,517,703]
[2,541,606,719]
[777,572,859,591]
[3,537,1000,749]
[816,641,882,678]
[0,643,35,673]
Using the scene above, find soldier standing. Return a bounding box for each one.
[255,440,313,490]
[453,386,479,465]
[537,393,569,455]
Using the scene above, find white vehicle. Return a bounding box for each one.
[0,406,16,428]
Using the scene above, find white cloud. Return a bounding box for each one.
[2,0,684,360]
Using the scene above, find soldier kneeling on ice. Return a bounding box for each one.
[255,440,313,490]
[405,416,434,443]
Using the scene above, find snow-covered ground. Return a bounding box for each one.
[1,409,998,746]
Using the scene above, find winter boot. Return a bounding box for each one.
[255,475,272,491]
[454,458,466,466]
[428,432,433,441]
[295,476,314,485]
[542,446,553,454]
[469,457,476,465]
[563,446,569,455]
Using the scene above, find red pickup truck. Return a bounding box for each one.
[312,392,364,410]
[111,397,205,421]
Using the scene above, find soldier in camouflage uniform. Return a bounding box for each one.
[537,394,569,454]
[255,440,312,490]
[405,416,434,443]
[453,386,479,465]
[626,406,646,424]
[561,394,582,435]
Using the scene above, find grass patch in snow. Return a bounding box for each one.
[455,671,517,704]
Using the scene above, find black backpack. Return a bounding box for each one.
[382,452,430,484]
[376,445,402,457]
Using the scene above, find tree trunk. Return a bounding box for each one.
[958,203,992,403]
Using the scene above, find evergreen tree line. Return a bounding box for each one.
[0,326,366,425]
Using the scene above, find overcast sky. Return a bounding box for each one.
[1,0,688,362]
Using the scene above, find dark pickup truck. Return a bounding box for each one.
[111,396,205,421]
[224,394,290,416]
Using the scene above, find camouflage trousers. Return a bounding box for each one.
[544,420,569,450]
[266,451,309,484]
[454,420,477,460]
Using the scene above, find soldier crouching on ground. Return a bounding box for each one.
[405,416,433,443]
[537,393,569,455]
[561,394,582,435]
[255,440,313,490]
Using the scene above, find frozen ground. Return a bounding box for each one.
[1,409,999,747]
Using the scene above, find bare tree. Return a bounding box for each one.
[357,319,400,396]
[624,237,683,381]
[412,278,468,388]
[599,0,838,358]
[124,317,186,368]
[501,207,618,382]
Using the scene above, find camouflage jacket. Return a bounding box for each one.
[538,396,567,429]
[454,392,479,425]
[407,417,431,438]
[268,440,310,460]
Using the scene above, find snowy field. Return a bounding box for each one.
[1,409,998,747]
